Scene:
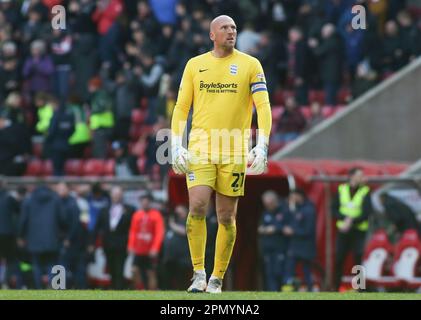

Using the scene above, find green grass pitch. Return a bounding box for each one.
[0,290,421,300]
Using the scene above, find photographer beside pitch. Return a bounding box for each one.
[170,15,272,293]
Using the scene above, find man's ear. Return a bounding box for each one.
[209,31,215,41]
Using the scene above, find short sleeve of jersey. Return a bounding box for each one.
[249,59,268,95]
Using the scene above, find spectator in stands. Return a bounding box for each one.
[2,92,25,125]
[309,23,343,105]
[136,50,165,125]
[379,192,421,236]
[0,109,31,176]
[131,1,161,40]
[307,101,324,129]
[34,92,53,136]
[351,60,378,100]
[92,0,124,71]
[339,23,365,82]
[68,0,98,102]
[22,39,54,97]
[332,167,372,291]
[50,29,73,104]
[101,63,138,142]
[275,96,307,143]
[88,76,114,159]
[90,186,134,290]
[111,140,139,177]
[236,22,261,55]
[0,180,19,289]
[381,20,405,73]
[68,95,91,159]
[44,98,75,176]
[21,6,49,44]
[258,190,289,291]
[87,182,110,232]
[128,193,164,290]
[18,185,66,289]
[162,204,190,290]
[0,41,20,104]
[287,26,311,106]
[396,10,421,63]
[282,189,316,292]
[149,0,178,26]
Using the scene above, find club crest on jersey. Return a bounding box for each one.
[188,172,195,181]
[229,64,238,75]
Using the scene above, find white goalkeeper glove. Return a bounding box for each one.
[171,136,191,174]
[247,135,268,175]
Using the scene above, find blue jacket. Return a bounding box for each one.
[19,186,66,253]
[286,200,317,260]
[0,189,19,235]
[45,107,75,152]
[258,202,290,253]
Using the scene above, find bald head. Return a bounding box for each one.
[209,15,237,53]
[210,15,235,33]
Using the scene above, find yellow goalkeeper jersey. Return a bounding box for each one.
[171,49,272,161]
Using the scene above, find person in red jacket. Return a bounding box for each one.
[128,193,164,290]
[92,0,123,69]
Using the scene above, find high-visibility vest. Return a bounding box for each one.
[36,104,53,134]
[89,111,114,130]
[336,183,370,231]
[69,104,91,145]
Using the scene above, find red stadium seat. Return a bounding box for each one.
[131,109,145,125]
[131,140,147,157]
[392,229,421,289]
[271,106,284,123]
[42,160,53,176]
[309,90,325,104]
[129,125,142,141]
[137,157,146,174]
[83,159,105,176]
[104,159,115,176]
[321,106,335,118]
[25,159,43,176]
[65,159,84,176]
[362,229,398,288]
[32,142,43,158]
[338,88,351,104]
[300,106,312,120]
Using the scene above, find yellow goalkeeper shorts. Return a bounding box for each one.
[186,161,247,197]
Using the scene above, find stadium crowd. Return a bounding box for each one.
[0,0,421,178]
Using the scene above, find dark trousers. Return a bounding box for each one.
[59,246,87,289]
[51,150,68,176]
[324,82,339,106]
[262,251,285,291]
[105,250,127,290]
[284,255,313,290]
[334,229,366,290]
[31,251,58,289]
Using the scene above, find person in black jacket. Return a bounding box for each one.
[45,98,75,176]
[309,23,343,105]
[0,110,31,176]
[288,27,311,106]
[90,186,134,290]
[0,180,20,288]
[258,190,290,291]
[56,182,88,289]
[18,185,67,289]
[379,192,420,236]
[112,141,139,177]
[331,167,372,291]
[282,189,316,292]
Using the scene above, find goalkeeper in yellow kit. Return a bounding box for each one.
[171,15,272,293]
